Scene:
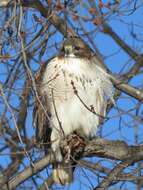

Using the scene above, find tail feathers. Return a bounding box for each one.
[52,163,73,185]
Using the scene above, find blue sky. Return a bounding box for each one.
[0,0,143,189]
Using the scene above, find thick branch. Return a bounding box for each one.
[84,138,143,160]
[1,153,54,190]
[2,138,143,189]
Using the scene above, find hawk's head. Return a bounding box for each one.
[61,37,92,58]
[63,40,74,56]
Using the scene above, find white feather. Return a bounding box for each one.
[40,55,113,184]
[41,56,113,159]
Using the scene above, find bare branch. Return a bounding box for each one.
[94,156,143,190]
[2,137,143,189]
[1,153,54,190]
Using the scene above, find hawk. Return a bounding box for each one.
[33,37,113,185]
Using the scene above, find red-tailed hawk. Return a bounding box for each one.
[33,37,113,185]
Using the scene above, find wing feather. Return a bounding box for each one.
[33,64,52,150]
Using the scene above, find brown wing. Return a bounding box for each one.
[33,95,51,141]
[33,64,52,152]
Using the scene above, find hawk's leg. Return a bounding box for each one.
[65,145,71,163]
[51,129,63,162]
[63,133,86,163]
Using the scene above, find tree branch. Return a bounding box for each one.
[2,137,143,189]
[111,75,143,101]
[94,156,143,190]
[1,153,54,190]
[79,160,142,182]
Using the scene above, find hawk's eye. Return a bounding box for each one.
[75,46,80,50]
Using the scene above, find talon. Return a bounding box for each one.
[65,145,71,163]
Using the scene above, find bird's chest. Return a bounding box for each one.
[45,58,96,103]
[42,57,105,137]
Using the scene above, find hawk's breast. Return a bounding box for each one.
[41,56,112,137]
